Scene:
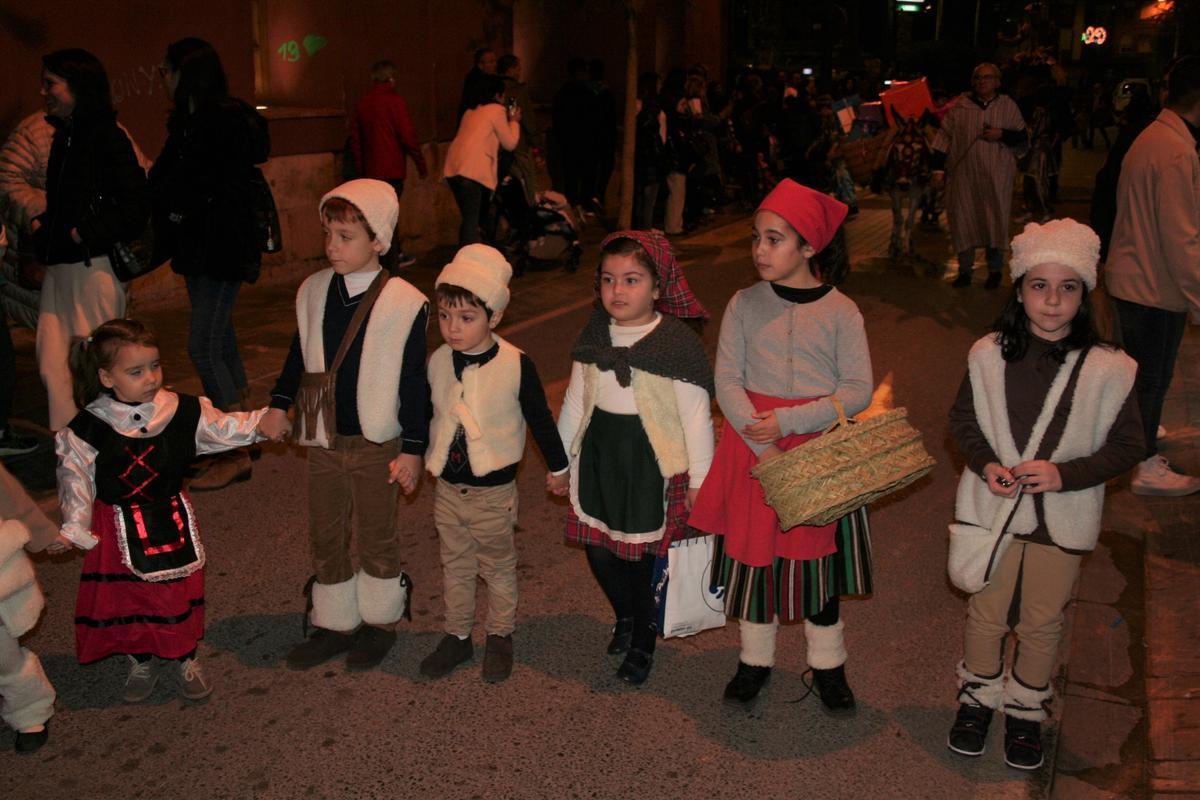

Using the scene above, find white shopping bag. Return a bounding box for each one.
[656,535,727,638]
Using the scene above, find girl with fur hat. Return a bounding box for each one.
[689,178,874,713]
[945,219,1143,770]
[556,230,713,686]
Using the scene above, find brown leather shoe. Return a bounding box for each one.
[482,634,513,683]
[188,450,252,491]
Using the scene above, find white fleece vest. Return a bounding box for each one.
[296,269,427,444]
[954,336,1136,552]
[425,336,526,477]
[0,519,45,638]
[567,365,689,478]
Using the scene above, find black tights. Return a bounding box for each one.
[809,595,840,627]
[585,545,658,653]
[133,650,195,663]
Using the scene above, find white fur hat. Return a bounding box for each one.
[436,244,513,315]
[1009,219,1100,291]
[319,179,399,252]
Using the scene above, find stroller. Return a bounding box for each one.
[489,160,582,274]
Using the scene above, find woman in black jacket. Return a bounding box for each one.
[32,48,149,431]
[150,38,269,489]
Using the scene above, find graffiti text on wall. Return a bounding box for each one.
[277,35,328,62]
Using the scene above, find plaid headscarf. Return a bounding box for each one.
[598,230,710,321]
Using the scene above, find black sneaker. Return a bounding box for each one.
[616,648,653,686]
[14,723,48,754]
[0,428,38,457]
[984,272,1003,290]
[482,634,514,683]
[419,634,473,679]
[812,665,857,715]
[947,702,994,756]
[286,627,357,670]
[606,618,634,655]
[345,625,397,671]
[1004,716,1044,770]
[951,273,972,288]
[723,661,771,704]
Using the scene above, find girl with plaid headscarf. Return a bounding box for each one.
[556,230,712,686]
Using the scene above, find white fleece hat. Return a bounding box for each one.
[319,179,399,252]
[1009,219,1100,291]
[436,244,513,315]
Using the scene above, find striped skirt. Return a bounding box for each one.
[75,500,205,664]
[711,506,873,623]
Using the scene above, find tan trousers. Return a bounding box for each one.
[965,540,1082,688]
[664,172,687,235]
[307,436,401,584]
[433,479,519,637]
[36,256,125,430]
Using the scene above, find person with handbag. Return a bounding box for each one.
[150,38,271,490]
[556,230,712,686]
[30,49,149,431]
[945,219,1143,770]
[688,179,874,714]
[258,180,428,673]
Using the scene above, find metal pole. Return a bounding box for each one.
[935,0,945,42]
[973,0,982,46]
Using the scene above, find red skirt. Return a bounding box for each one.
[75,499,205,663]
[688,392,837,567]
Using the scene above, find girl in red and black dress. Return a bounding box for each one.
[50,319,266,703]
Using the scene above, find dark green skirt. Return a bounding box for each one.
[711,506,873,623]
[577,409,665,535]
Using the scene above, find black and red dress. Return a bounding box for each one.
[56,390,263,663]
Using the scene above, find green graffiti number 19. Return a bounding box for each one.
[277,41,301,62]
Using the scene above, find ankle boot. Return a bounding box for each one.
[723,661,771,704]
[188,449,252,491]
[811,665,856,715]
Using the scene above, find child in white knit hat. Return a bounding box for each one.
[419,244,569,683]
[945,219,1144,769]
[260,178,429,672]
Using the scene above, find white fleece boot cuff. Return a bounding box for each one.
[1004,675,1053,721]
[310,576,361,633]
[357,571,409,626]
[956,661,1006,710]
[739,619,779,668]
[0,649,56,730]
[804,619,848,670]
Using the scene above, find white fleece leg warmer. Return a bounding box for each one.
[0,648,56,731]
[804,619,848,670]
[310,576,361,633]
[956,661,1005,710]
[1004,674,1053,722]
[739,619,779,668]
[357,571,410,626]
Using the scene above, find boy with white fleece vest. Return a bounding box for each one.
[420,245,568,683]
[260,179,429,672]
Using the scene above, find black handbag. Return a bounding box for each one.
[89,192,160,282]
[250,167,283,254]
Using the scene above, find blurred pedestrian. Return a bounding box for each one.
[932,63,1028,289]
[349,60,428,269]
[31,49,148,431]
[150,38,269,490]
[552,59,592,210]
[444,75,521,246]
[458,48,498,122]
[1105,56,1200,496]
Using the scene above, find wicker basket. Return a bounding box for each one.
[750,398,935,528]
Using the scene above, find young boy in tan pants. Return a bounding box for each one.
[421,245,568,682]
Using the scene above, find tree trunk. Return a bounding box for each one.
[618,1,640,230]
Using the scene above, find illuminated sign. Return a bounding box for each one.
[1081,26,1108,45]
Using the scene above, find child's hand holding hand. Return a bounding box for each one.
[743,410,781,444]
[259,408,292,442]
[388,454,422,495]
[547,471,569,496]
[44,533,76,554]
[685,487,699,510]
[1012,460,1062,494]
[983,462,1020,497]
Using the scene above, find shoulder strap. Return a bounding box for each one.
[328,271,386,375]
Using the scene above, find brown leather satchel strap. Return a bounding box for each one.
[327,271,387,374]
